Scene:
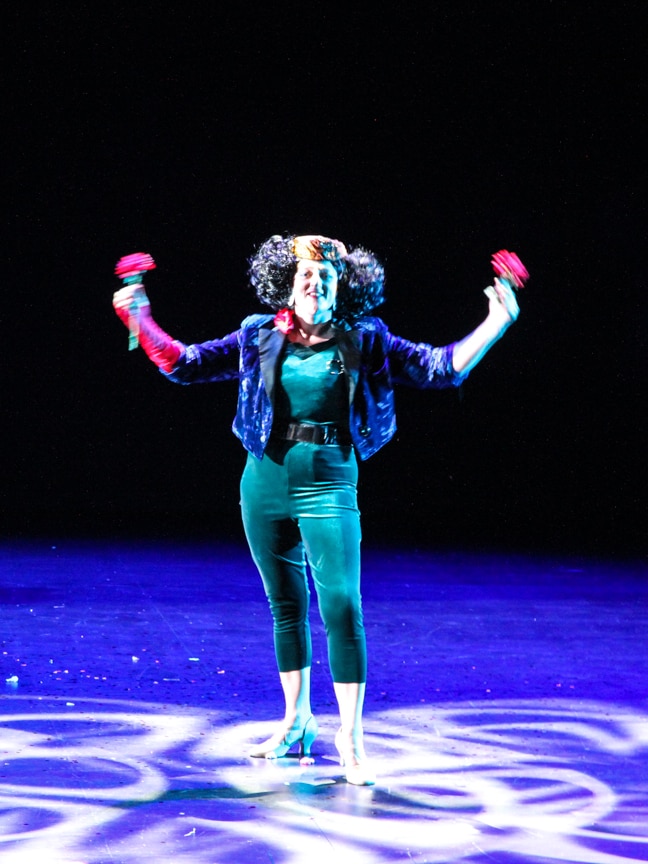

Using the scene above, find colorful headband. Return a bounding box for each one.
[292,235,348,262]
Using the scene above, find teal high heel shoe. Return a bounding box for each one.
[249,715,318,763]
[335,727,376,786]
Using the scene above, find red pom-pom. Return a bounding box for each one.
[115,252,157,279]
[491,250,529,289]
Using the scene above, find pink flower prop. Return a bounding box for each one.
[115,252,157,280]
[274,307,296,334]
[491,250,529,290]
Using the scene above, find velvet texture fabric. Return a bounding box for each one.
[240,440,363,681]
[164,314,468,461]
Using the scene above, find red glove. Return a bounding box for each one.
[113,285,181,372]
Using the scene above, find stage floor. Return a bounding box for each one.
[1,540,646,863]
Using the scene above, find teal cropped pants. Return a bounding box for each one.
[240,440,366,683]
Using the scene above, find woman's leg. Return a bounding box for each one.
[279,667,312,727]
[333,682,374,784]
[333,681,365,738]
[299,509,366,684]
[300,512,374,782]
[241,452,317,757]
[293,446,374,782]
[242,512,313,677]
[247,666,317,760]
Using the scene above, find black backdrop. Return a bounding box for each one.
[4,3,645,557]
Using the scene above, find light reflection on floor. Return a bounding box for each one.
[1,695,647,863]
[1,541,647,862]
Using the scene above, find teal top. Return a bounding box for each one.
[274,339,349,427]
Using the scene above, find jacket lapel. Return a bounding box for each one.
[337,330,362,406]
[258,327,285,403]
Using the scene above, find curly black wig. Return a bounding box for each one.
[248,234,385,323]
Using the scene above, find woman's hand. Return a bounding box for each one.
[483,276,520,334]
[452,278,521,375]
[112,283,150,328]
[112,282,180,370]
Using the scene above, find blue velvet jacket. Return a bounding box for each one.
[164,314,468,461]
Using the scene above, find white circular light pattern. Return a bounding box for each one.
[0,696,646,863]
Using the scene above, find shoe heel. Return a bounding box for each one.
[299,715,318,763]
[250,715,318,762]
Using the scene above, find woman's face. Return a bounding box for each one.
[290,259,338,324]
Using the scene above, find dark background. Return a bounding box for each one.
[4,3,645,558]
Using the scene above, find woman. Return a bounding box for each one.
[113,233,522,785]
